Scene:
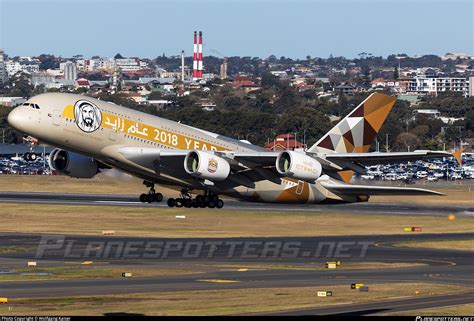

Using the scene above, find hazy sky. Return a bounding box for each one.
[1,0,472,59]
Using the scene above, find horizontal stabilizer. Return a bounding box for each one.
[320,181,444,196]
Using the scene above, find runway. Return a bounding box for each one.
[1,232,474,315]
[263,292,474,316]
[0,191,473,315]
[0,191,472,216]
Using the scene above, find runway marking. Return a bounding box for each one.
[317,291,474,315]
[95,201,141,205]
[418,259,457,266]
[196,279,241,283]
[374,243,459,266]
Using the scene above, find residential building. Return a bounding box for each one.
[334,83,355,94]
[0,50,7,83]
[90,57,115,71]
[115,58,142,72]
[265,134,305,151]
[469,76,474,97]
[408,76,469,96]
[75,78,91,89]
[0,97,27,107]
[5,60,40,76]
[61,61,78,81]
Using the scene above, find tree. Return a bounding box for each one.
[276,107,332,146]
[6,72,34,98]
[394,132,421,151]
[393,66,399,79]
[38,54,58,70]
[222,95,243,110]
[260,72,280,89]
[147,91,164,100]
[410,125,430,140]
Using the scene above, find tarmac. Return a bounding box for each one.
[0,191,472,216]
[0,191,473,315]
[1,231,473,315]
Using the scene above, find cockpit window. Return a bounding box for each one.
[23,103,40,109]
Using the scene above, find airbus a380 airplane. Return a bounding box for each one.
[8,92,460,208]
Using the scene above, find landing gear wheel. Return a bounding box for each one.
[146,194,154,203]
[208,201,216,208]
[216,199,224,209]
[140,181,163,203]
[167,198,175,208]
[184,198,192,208]
[175,198,183,208]
[153,193,163,202]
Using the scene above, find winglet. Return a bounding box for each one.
[452,148,464,166]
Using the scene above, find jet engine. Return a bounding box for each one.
[184,151,230,181]
[276,151,322,182]
[48,148,99,179]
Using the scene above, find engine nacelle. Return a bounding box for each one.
[48,148,98,179]
[276,151,322,182]
[184,151,230,181]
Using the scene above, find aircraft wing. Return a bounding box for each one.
[320,180,444,196]
[323,150,453,166]
[118,147,188,169]
[118,147,279,170]
[230,151,279,167]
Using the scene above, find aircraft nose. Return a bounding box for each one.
[7,107,25,131]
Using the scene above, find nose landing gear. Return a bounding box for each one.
[167,189,224,209]
[139,181,163,203]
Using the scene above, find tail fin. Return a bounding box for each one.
[308,92,396,154]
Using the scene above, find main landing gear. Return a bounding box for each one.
[139,181,163,203]
[23,152,38,161]
[167,189,224,209]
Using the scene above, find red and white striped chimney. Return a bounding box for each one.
[198,31,203,79]
[192,31,198,80]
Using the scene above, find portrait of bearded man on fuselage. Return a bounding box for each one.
[74,100,102,133]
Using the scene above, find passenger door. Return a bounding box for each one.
[109,127,117,141]
[52,109,61,126]
[296,180,304,195]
